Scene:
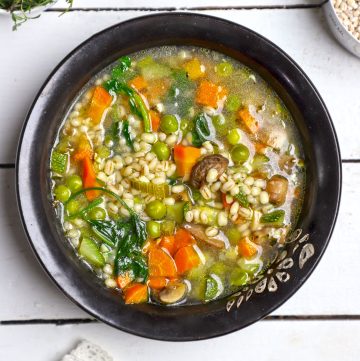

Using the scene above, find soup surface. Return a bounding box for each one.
[50,46,305,306]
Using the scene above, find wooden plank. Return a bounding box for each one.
[0,9,357,164]
[56,0,324,9]
[0,163,358,319]
[1,320,360,360]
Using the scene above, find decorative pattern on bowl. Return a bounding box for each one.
[227,229,314,312]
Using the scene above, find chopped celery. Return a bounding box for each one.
[226,227,242,245]
[260,210,285,227]
[238,257,262,275]
[209,262,229,277]
[252,154,270,170]
[140,62,171,81]
[79,237,105,268]
[130,179,170,199]
[204,274,223,302]
[166,202,185,224]
[230,268,249,286]
[51,151,68,174]
[190,206,219,226]
[161,220,175,236]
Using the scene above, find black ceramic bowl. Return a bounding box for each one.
[16,13,341,341]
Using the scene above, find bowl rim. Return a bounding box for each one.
[15,12,342,341]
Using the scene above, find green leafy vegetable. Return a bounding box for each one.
[51,151,68,174]
[103,79,151,132]
[234,190,249,208]
[1,0,73,30]
[167,70,195,117]
[260,210,285,226]
[192,113,216,147]
[111,56,131,79]
[121,120,134,151]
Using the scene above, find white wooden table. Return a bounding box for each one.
[1,0,360,359]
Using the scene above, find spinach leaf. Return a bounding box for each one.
[121,120,134,151]
[111,56,131,80]
[234,190,249,208]
[87,219,132,247]
[192,113,212,147]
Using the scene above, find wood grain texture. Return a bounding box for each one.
[0,8,358,164]
[0,163,357,319]
[1,320,360,361]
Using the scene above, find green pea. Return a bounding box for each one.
[227,129,241,145]
[146,220,161,238]
[66,175,83,193]
[212,114,227,136]
[145,200,167,220]
[54,185,71,203]
[65,199,81,215]
[231,144,250,164]
[160,114,178,134]
[216,62,233,77]
[225,95,241,112]
[152,142,170,161]
[88,207,106,220]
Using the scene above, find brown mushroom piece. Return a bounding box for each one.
[159,282,187,304]
[183,223,228,249]
[190,154,229,189]
[266,175,288,206]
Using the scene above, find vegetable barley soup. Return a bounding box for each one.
[50,46,305,305]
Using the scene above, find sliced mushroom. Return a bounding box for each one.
[183,223,227,249]
[266,175,288,206]
[190,154,229,189]
[159,282,187,304]
[258,127,287,150]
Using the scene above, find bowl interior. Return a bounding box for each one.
[16,13,341,341]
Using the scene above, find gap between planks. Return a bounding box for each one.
[2,314,360,326]
[48,1,328,12]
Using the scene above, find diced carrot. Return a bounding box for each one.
[116,272,133,289]
[148,247,177,278]
[150,110,161,132]
[174,245,200,274]
[237,108,259,134]
[129,75,147,91]
[237,237,258,258]
[82,155,101,200]
[123,283,148,304]
[221,192,233,209]
[159,236,176,256]
[73,134,93,162]
[173,145,202,178]
[87,86,112,125]
[147,276,168,290]
[183,58,205,80]
[196,80,227,108]
[174,228,196,253]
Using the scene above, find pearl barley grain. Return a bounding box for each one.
[333,0,360,40]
